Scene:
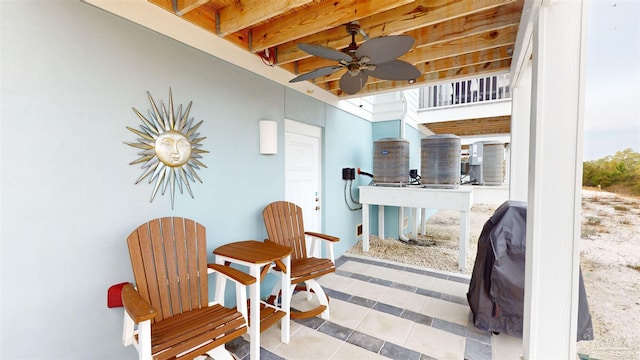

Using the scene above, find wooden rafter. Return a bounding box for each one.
[217,0,313,36]
[144,0,525,98]
[275,0,518,64]
[248,0,413,53]
[420,116,511,136]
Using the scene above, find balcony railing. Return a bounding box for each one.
[419,74,512,110]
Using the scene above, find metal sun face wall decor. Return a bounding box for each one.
[125,89,209,209]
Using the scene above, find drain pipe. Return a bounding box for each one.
[398,92,411,242]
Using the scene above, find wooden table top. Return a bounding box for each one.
[213,240,291,264]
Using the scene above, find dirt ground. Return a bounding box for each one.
[348,188,640,359]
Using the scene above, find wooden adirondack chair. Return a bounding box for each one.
[121,217,255,360]
[262,201,339,319]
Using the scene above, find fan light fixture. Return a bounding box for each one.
[290,22,421,95]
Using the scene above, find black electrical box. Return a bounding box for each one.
[342,168,355,180]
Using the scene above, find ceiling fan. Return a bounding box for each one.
[289,22,421,95]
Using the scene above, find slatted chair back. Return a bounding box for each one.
[127,217,208,323]
[263,201,308,261]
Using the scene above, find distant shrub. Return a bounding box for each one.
[627,264,640,272]
[583,149,640,196]
[581,227,597,239]
[586,216,602,226]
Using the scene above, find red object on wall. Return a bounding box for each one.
[107,282,129,308]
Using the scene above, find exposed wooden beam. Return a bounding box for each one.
[145,0,525,99]
[418,45,513,74]
[421,116,511,136]
[408,25,518,63]
[249,0,414,53]
[173,0,210,15]
[217,0,314,36]
[410,0,523,48]
[275,0,516,64]
[149,1,220,35]
[421,59,512,81]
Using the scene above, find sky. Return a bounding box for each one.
[583,0,640,160]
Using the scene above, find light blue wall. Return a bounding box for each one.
[0,1,372,358]
[285,88,326,128]
[324,106,373,254]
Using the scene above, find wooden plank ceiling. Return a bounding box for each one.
[149,0,524,98]
[420,115,511,136]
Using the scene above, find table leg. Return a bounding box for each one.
[362,203,369,252]
[249,264,260,360]
[458,210,470,270]
[280,255,291,344]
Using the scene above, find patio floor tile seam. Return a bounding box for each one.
[319,286,489,345]
[292,311,431,360]
[227,254,494,360]
[333,260,470,307]
[332,255,494,355]
[338,254,471,284]
[286,285,493,359]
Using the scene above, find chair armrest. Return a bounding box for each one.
[305,231,340,242]
[305,232,339,262]
[121,283,157,323]
[208,263,256,286]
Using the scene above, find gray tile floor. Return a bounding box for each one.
[226,254,522,360]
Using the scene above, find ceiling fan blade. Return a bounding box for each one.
[289,65,344,83]
[356,35,415,65]
[367,60,421,81]
[298,43,353,62]
[339,71,368,95]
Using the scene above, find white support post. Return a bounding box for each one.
[509,64,532,202]
[378,205,385,239]
[411,207,418,239]
[362,203,369,251]
[523,0,588,358]
[458,209,470,271]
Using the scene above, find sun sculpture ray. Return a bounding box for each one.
[125,89,209,209]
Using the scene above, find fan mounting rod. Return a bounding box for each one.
[344,22,368,54]
[345,22,361,36]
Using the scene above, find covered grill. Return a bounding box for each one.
[467,201,594,341]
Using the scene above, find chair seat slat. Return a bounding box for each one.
[151,304,246,358]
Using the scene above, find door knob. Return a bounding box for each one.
[315,206,320,211]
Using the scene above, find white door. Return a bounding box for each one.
[284,120,321,234]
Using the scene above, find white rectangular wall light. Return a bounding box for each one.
[259,120,277,154]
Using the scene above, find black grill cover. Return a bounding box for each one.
[467,200,594,341]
